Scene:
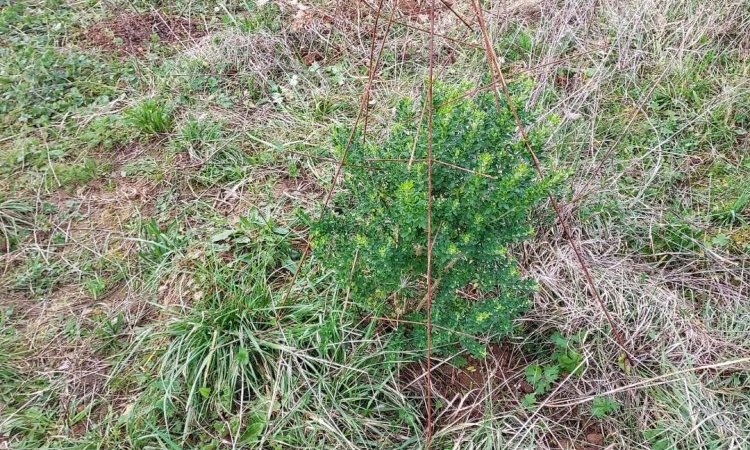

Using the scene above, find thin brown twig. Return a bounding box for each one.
[287,150,496,178]
[424,0,437,445]
[408,82,430,168]
[545,357,750,409]
[369,158,499,178]
[468,0,635,363]
[360,1,386,141]
[370,314,498,342]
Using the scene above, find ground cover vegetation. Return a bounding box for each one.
[1,0,749,449]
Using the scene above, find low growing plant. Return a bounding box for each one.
[125,99,173,135]
[522,333,584,406]
[314,82,555,357]
[591,395,620,418]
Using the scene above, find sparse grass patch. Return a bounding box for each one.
[119,157,163,180]
[49,156,102,189]
[13,252,66,296]
[194,145,254,186]
[0,2,127,132]
[138,218,189,284]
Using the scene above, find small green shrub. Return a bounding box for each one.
[314,83,554,357]
[125,99,173,135]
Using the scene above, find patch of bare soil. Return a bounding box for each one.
[272,173,323,201]
[400,343,614,449]
[83,12,205,55]
[5,285,114,403]
[396,0,430,17]
[400,344,525,422]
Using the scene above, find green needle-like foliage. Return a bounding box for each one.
[314,82,555,358]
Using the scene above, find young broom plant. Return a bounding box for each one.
[314,82,556,358]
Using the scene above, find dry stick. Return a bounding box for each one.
[468,0,634,362]
[425,0,437,445]
[372,315,502,343]
[408,88,429,168]
[367,157,499,179]
[285,150,498,179]
[278,0,392,307]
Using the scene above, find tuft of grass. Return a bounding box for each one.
[125,99,174,135]
[0,196,33,251]
[138,218,189,285]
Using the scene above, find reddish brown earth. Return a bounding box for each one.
[400,344,525,421]
[83,12,205,55]
[400,343,612,449]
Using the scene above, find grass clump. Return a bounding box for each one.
[133,211,295,435]
[314,83,554,358]
[125,210,424,447]
[155,291,277,439]
[0,196,33,251]
[125,99,174,135]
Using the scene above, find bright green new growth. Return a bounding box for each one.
[125,99,173,135]
[314,83,553,357]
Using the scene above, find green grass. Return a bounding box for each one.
[0,196,34,251]
[125,99,174,135]
[1,0,749,448]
